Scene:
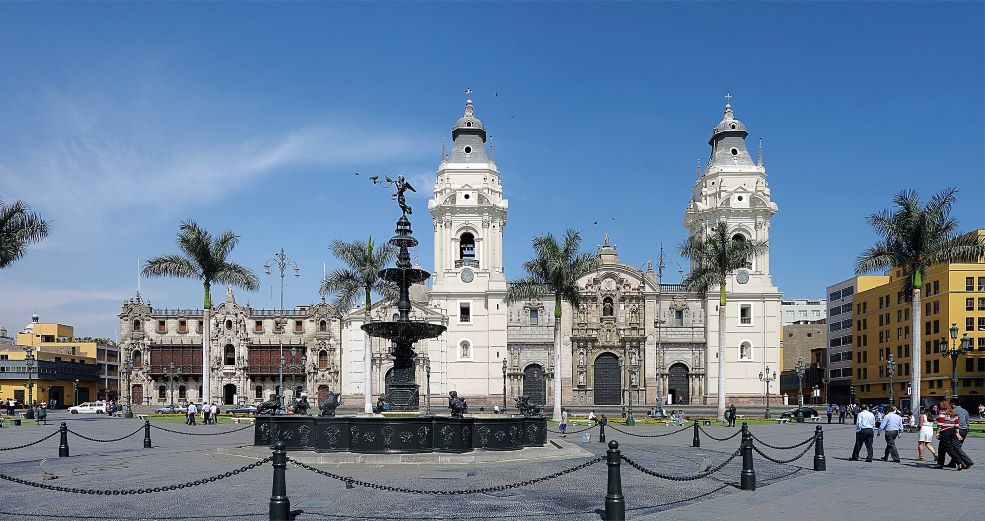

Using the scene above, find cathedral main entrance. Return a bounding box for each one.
[668,363,690,405]
[522,364,546,407]
[593,353,621,405]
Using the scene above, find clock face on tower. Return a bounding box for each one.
[460,268,474,283]
[736,269,750,284]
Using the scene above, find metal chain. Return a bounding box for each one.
[752,438,816,464]
[0,457,271,494]
[607,424,692,438]
[288,455,603,495]
[546,424,595,434]
[0,431,59,451]
[68,426,144,443]
[750,432,814,450]
[620,449,741,481]
[697,426,741,441]
[149,423,254,436]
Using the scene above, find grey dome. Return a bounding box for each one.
[452,95,487,143]
[708,103,749,144]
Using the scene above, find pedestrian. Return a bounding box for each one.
[6,398,14,416]
[978,403,985,420]
[878,407,903,462]
[186,402,198,426]
[935,400,963,470]
[559,407,569,437]
[944,398,974,469]
[826,404,833,424]
[838,404,846,424]
[874,408,883,430]
[916,406,938,462]
[850,404,876,462]
[493,405,500,414]
[727,404,737,427]
[587,409,597,425]
[50,398,57,410]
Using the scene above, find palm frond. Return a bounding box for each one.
[213,262,260,291]
[142,254,201,280]
[0,198,51,269]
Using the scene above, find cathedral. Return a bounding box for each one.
[118,93,781,409]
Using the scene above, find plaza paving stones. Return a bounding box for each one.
[0,412,981,520]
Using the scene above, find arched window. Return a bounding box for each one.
[318,350,328,369]
[255,386,263,399]
[132,350,142,368]
[319,320,327,332]
[133,319,141,331]
[459,340,471,360]
[739,341,752,360]
[602,297,614,317]
[178,385,187,399]
[459,233,475,261]
[732,233,753,269]
[224,344,235,365]
[158,386,166,399]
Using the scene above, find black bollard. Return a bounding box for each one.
[269,441,290,521]
[599,422,606,443]
[692,420,700,448]
[740,422,755,491]
[143,419,152,449]
[604,440,625,521]
[58,422,69,457]
[813,425,826,471]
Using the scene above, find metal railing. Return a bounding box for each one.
[454,259,480,269]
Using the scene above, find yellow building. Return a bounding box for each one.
[853,231,985,409]
[0,316,106,409]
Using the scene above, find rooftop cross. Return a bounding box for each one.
[725,91,732,106]
[466,87,472,101]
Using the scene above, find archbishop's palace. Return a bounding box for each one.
[119,94,782,409]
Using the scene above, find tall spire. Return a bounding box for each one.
[696,158,701,179]
[441,137,446,161]
[757,138,763,166]
[489,134,495,161]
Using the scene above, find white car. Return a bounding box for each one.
[69,401,107,414]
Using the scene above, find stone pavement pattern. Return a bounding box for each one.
[0,411,980,520]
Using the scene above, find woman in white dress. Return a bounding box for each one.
[916,406,938,461]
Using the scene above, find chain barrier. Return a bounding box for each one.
[607,424,692,438]
[750,433,814,450]
[697,426,742,441]
[68,426,144,443]
[0,431,59,452]
[546,424,596,434]
[620,449,741,481]
[149,423,254,436]
[0,457,271,494]
[288,455,603,495]
[752,438,816,464]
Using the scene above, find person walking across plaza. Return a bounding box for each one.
[559,407,569,437]
[838,404,846,424]
[944,398,974,469]
[878,407,903,462]
[202,403,211,425]
[916,406,938,461]
[826,404,833,424]
[850,404,876,462]
[935,400,963,469]
[186,402,198,426]
[210,403,218,424]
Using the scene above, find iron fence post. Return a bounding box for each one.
[604,440,625,520]
[740,422,755,491]
[813,425,826,471]
[269,441,290,521]
[143,419,152,448]
[692,420,700,448]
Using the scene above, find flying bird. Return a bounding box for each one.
[354,172,359,176]
[593,221,598,225]
[511,114,517,119]
[369,176,380,184]
[495,91,500,98]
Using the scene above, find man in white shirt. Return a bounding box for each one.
[186,403,198,426]
[209,403,218,425]
[850,404,876,462]
[878,408,904,462]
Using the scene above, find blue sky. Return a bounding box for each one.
[1,1,983,338]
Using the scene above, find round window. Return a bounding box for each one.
[464,146,472,154]
[730,148,738,156]
[464,193,470,200]
[737,195,744,201]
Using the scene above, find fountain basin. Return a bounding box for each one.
[361,321,447,344]
[254,415,547,453]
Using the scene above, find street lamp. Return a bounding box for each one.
[265,248,300,413]
[424,356,431,416]
[886,353,896,409]
[623,358,639,426]
[502,358,508,412]
[942,323,972,400]
[122,353,134,418]
[73,379,79,407]
[163,361,181,406]
[795,357,806,423]
[23,346,35,419]
[759,367,776,419]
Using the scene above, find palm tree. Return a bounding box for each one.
[320,237,397,414]
[142,220,259,405]
[506,229,599,421]
[0,197,51,269]
[856,188,985,419]
[679,222,768,421]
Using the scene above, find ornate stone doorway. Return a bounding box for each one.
[318,385,330,404]
[223,384,236,405]
[593,353,621,405]
[668,363,690,405]
[131,384,143,406]
[522,364,546,407]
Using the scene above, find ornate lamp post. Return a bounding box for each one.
[265,248,300,414]
[759,367,776,419]
[886,353,896,409]
[163,361,181,406]
[623,359,639,426]
[23,346,36,419]
[942,323,972,400]
[122,354,134,418]
[795,357,806,423]
[424,356,431,416]
[502,358,508,412]
[73,379,79,407]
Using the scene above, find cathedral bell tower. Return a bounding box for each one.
[428,90,509,400]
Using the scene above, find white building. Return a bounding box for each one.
[780,299,827,326]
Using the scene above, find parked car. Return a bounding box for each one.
[225,404,257,415]
[69,401,107,414]
[780,406,819,419]
[154,404,186,414]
